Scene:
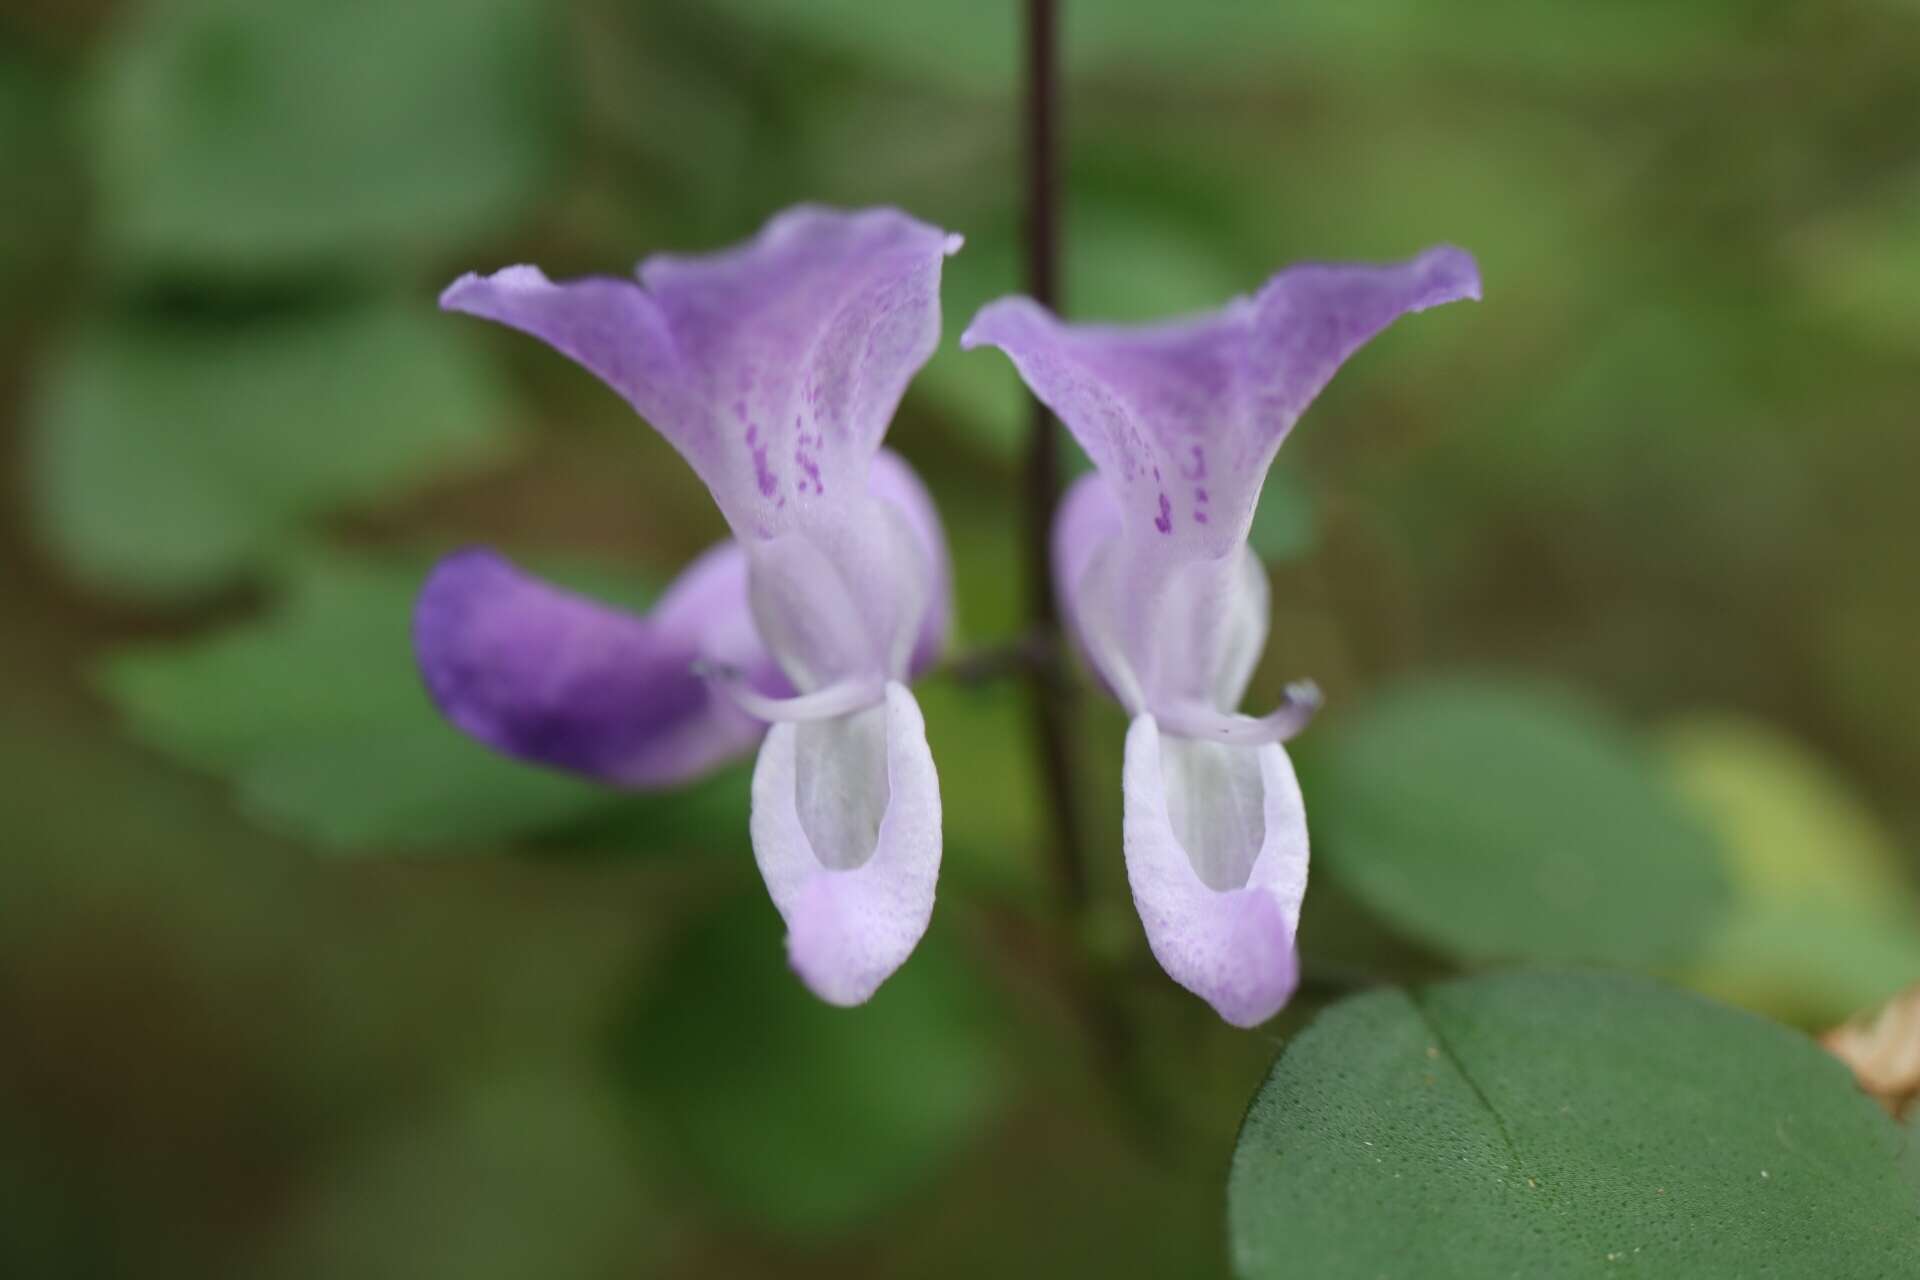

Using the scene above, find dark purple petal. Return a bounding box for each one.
[444,207,962,541]
[413,543,782,787]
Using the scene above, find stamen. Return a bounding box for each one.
[694,662,886,724]
[1155,680,1323,746]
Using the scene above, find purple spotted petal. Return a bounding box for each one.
[443,207,962,542]
[964,246,1478,556]
[974,247,1475,715]
[414,542,783,787]
[1122,713,1308,1027]
[750,682,941,1005]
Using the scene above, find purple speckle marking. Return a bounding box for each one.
[1183,443,1208,480]
[1154,492,1173,535]
[752,441,778,497]
[795,447,823,494]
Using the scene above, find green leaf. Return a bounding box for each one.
[1659,715,1920,1026]
[1305,678,1729,968]
[1248,464,1316,564]
[0,52,82,308]
[914,677,1046,897]
[1230,971,1920,1279]
[95,553,741,852]
[90,0,563,274]
[262,1071,666,1280]
[612,896,1007,1235]
[704,0,1015,93]
[32,301,512,598]
[1788,173,1920,351]
[702,0,1753,93]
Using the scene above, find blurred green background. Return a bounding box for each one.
[4,0,1919,1275]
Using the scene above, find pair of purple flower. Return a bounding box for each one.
[417,206,1478,1026]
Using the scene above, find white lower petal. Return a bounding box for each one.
[750,682,942,1005]
[1122,713,1308,1027]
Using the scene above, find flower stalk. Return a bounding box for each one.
[1022,0,1089,914]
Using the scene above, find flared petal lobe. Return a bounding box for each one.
[443,207,963,541]
[963,247,1478,556]
[1122,714,1308,1027]
[750,682,942,1006]
[414,542,781,787]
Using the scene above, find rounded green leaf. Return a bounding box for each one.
[32,302,513,599]
[612,898,1007,1235]
[1230,971,1920,1278]
[1305,678,1729,968]
[90,0,563,273]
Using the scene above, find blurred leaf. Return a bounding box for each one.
[613,896,1007,1236]
[1304,678,1729,969]
[95,553,739,851]
[89,0,564,274]
[32,301,512,598]
[1248,464,1316,564]
[915,677,1045,896]
[1659,715,1920,1026]
[0,51,82,306]
[704,0,1754,93]
[1076,0,1764,86]
[1788,172,1920,350]
[1230,971,1920,1279]
[704,0,1016,93]
[265,1071,664,1280]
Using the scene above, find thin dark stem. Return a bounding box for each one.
[1022,0,1086,912]
[938,630,1054,687]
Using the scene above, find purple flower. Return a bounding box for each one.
[418,207,962,1005]
[964,247,1481,1025]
